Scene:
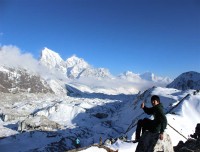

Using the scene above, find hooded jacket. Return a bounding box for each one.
[143,103,167,133]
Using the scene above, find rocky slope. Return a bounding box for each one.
[0,66,53,93]
[174,123,200,152]
[167,71,200,90]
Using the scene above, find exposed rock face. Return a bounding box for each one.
[0,66,54,93]
[174,123,200,152]
[135,131,174,152]
[167,71,200,90]
[18,115,61,132]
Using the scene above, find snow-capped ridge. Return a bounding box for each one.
[40,47,64,66]
[66,55,89,68]
[65,55,91,79]
[39,48,113,80]
[118,71,171,84]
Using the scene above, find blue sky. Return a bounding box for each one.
[0,0,200,78]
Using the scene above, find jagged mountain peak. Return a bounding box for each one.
[66,55,89,68]
[39,48,66,73]
[65,55,91,79]
[167,71,200,90]
[40,47,64,67]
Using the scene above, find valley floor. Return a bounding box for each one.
[0,87,199,152]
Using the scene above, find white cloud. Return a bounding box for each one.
[0,45,39,71]
[0,45,68,81]
[69,77,164,95]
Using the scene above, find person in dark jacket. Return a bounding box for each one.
[135,95,167,142]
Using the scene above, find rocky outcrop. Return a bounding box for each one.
[167,71,200,90]
[0,66,54,93]
[0,112,28,122]
[135,131,174,152]
[18,115,61,132]
[174,123,200,152]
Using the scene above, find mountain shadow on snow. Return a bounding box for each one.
[65,84,134,101]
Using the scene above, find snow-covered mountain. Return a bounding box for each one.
[39,48,112,80]
[118,71,171,84]
[66,55,112,79]
[1,46,200,151]
[38,47,174,95]
[39,48,171,83]
[66,55,90,78]
[167,71,200,90]
[0,66,53,93]
[40,47,67,74]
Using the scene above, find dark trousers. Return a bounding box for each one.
[136,118,155,140]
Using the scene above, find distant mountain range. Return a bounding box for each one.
[0,46,200,152]
[39,48,171,82]
[0,47,199,94]
[118,71,171,83]
[40,47,112,79]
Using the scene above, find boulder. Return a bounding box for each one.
[18,115,61,132]
[135,131,174,152]
[174,123,200,152]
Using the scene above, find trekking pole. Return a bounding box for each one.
[167,94,190,114]
[167,123,187,140]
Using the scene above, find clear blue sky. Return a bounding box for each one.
[0,0,200,78]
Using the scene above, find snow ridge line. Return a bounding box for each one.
[166,94,190,114]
